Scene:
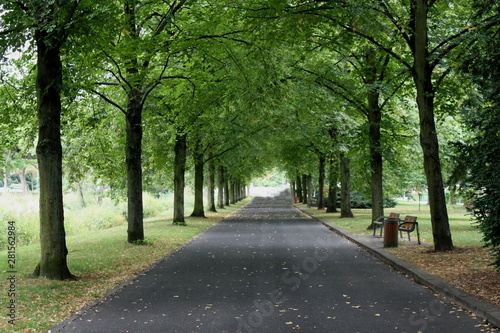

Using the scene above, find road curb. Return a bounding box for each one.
[297,207,500,330]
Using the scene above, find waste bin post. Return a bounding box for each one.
[383,219,399,247]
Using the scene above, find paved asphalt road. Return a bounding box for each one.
[52,193,489,332]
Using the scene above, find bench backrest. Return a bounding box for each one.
[388,212,400,220]
[399,215,418,231]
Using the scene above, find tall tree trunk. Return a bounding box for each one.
[207,155,217,212]
[125,90,144,242]
[307,175,313,204]
[123,2,145,242]
[340,155,354,218]
[326,158,339,213]
[173,133,187,225]
[2,170,7,193]
[78,181,86,208]
[302,174,308,204]
[19,167,28,196]
[190,143,205,218]
[413,0,453,251]
[449,185,457,205]
[217,165,225,209]
[224,172,230,206]
[366,48,385,225]
[296,175,303,202]
[318,154,325,209]
[34,29,73,280]
[229,179,236,204]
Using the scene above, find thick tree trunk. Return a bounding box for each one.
[326,158,338,213]
[296,175,303,202]
[229,179,236,204]
[318,154,325,209]
[207,156,217,212]
[122,0,145,242]
[217,165,225,209]
[125,90,144,242]
[413,0,453,251]
[302,174,308,204]
[307,175,313,204]
[340,155,354,218]
[366,49,385,225]
[34,31,73,280]
[173,133,187,225]
[190,145,205,218]
[224,173,230,206]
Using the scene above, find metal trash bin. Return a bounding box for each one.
[383,219,399,247]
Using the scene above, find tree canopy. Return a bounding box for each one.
[1,0,499,278]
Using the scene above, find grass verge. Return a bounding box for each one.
[0,199,249,333]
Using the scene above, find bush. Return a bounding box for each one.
[143,192,171,218]
[0,195,40,249]
[384,197,397,208]
[461,27,500,270]
[334,192,397,209]
[66,204,125,233]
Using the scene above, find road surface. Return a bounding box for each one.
[52,192,489,332]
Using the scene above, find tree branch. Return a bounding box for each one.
[89,89,127,115]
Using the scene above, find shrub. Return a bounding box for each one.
[334,192,397,209]
[143,192,170,218]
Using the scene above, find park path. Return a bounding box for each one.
[52,191,487,332]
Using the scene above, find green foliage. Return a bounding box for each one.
[142,192,172,219]
[460,10,500,269]
[332,191,397,209]
[132,238,154,246]
[252,169,288,187]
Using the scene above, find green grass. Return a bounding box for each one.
[0,199,250,333]
[299,199,484,247]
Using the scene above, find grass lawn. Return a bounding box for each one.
[0,199,250,333]
[299,199,482,247]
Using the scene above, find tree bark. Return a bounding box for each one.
[207,155,217,212]
[296,175,303,202]
[217,165,225,209]
[125,88,144,241]
[366,48,384,225]
[229,179,236,204]
[173,133,187,225]
[19,167,28,196]
[318,154,325,209]
[326,158,339,213]
[190,142,205,218]
[78,181,86,208]
[34,28,73,280]
[302,174,308,204]
[412,0,453,251]
[224,172,230,206]
[340,155,354,218]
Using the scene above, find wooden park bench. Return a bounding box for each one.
[398,215,421,244]
[372,212,400,237]
[307,196,318,208]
